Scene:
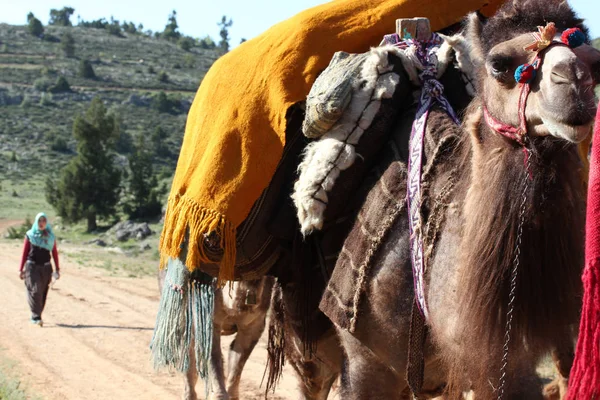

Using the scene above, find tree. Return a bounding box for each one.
[60,33,75,57]
[240,38,247,44]
[27,12,44,37]
[217,16,233,53]
[49,76,71,93]
[46,97,121,231]
[178,36,194,51]
[123,136,165,219]
[151,126,169,157]
[162,10,181,41]
[158,71,169,83]
[49,7,75,26]
[79,59,96,79]
[198,36,216,49]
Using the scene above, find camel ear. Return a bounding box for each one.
[465,12,485,67]
[572,44,600,84]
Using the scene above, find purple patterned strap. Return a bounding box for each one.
[405,34,460,319]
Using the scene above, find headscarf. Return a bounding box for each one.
[26,212,55,251]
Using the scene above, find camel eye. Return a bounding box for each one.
[488,55,513,79]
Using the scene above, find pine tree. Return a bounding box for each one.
[79,59,96,79]
[46,97,121,231]
[27,12,44,37]
[124,136,165,219]
[162,10,181,41]
[217,16,233,53]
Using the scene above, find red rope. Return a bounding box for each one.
[568,106,600,400]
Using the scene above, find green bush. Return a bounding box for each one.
[107,23,122,37]
[178,36,194,51]
[60,33,75,57]
[39,92,54,106]
[49,76,71,93]
[79,59,96,79]
[151,91,180,114]
[158,71,169,83]
[183,54,195,68]
[147,65,155,74]
[198,36,216,49]
[33,77,53,92]
[20,94,32,108]
[51,137,69,152]
[10,151,17,162]
[5,218,31,239]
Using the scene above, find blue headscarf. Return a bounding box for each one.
[26,212,55,251]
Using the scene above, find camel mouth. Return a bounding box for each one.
[537,115,593,143]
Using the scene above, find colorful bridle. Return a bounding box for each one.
[483,23,586,146]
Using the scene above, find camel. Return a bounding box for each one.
[322,1,600,398]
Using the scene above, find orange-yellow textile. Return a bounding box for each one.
[160,0,504,282]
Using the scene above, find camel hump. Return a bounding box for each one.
[396,17,432,41]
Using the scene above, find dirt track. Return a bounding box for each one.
[0,234,307,400]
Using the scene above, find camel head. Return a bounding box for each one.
[465,0,600,143]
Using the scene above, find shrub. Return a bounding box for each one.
[151,92,180,114]
[183,54,195,68]
[79,59,96,79]
[107,22,122,37]
[33,77,53,92]
[147,65,155,74]
[198,35,216,49]
[6,218,32,239]
[10,151,17,162]
[178,36,194,51]
[158,71,169,83]
[60,33,75,57]
[51,137,69,152]
[12,190,18,197]
[152,91,171,113]
[39,92,54,106]
[20,94,32,108]
[49,76,71,93]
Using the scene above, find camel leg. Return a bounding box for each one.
[225,318,266,399]
[282,327,341,400]
[183,343,199,400]
[208,323,229,400]
[543,344,574,400]
[336,326,406,400]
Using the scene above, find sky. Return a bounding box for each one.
[1,0,599,46]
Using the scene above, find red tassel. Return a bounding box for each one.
[568,106,600,399]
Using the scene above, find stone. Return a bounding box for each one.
[110,220,154,242]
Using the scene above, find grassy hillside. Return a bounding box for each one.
[0,23,220,221]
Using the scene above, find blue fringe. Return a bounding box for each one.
[150,257,215,392]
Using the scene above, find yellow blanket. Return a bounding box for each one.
[160,0,504,282]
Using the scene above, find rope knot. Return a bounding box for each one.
[422,78,444,98]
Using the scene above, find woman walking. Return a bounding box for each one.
[18,212,60,327]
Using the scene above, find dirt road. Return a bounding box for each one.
[0,237,308,400]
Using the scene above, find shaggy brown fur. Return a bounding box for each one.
[325,0,598,398]
[447,102,585,394]
[479,0,589,54]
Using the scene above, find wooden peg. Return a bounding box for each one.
[396,17,432,41]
